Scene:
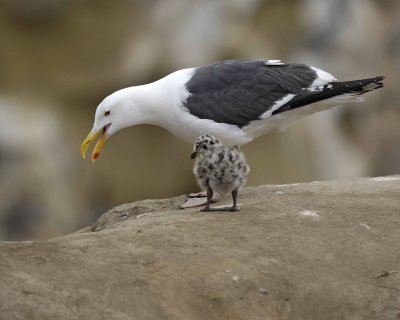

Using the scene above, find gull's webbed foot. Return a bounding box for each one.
[180,191,220,209]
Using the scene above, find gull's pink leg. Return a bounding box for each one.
[180,191,220,209]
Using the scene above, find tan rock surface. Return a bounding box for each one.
[1,177,400,320]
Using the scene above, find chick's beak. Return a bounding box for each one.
[81,124,110,162]
[190,151,197,159]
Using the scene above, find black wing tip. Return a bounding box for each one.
[362,76,385,92]
[376,76,385,88]
[336,76,385,92]
[373,75,385,85]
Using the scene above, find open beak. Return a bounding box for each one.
[81,124,111,162]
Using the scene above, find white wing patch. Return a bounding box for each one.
[265,60,284,65]
[260,94,295,119]
[310,66,337,88]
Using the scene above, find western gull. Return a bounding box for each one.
[81,59,384,161]
[191,135,249,212]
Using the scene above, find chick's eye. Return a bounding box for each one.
[104,110,111,116]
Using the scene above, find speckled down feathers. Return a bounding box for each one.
[192,135,249,194]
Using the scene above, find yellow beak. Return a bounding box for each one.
[81,126,109,162]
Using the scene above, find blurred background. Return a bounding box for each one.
[0,0,398,240]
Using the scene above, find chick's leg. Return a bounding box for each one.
[230,188,240,211]
[200,185,214,212]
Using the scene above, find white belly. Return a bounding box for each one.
[161,112,254,145]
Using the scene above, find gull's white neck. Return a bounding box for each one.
[121,68,194,127]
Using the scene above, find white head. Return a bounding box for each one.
[81,87,153,161]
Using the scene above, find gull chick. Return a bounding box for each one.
[191,135,250,212]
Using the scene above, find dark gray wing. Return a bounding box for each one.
[183,59,317,128]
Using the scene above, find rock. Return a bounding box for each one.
[1,177,400,320]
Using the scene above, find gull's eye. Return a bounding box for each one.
[104,110,111,116]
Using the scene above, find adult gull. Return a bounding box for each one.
[81,59,384,161]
